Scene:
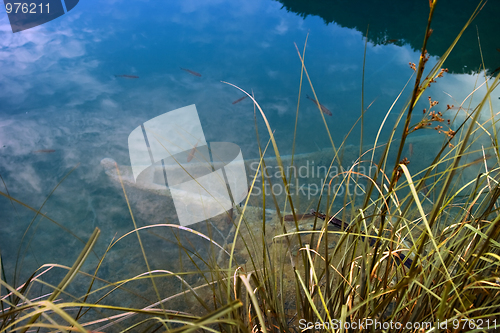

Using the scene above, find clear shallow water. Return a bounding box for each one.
[0,0,498,305]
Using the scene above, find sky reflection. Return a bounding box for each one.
[0,0,498,272]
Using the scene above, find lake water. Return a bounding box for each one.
[0,0,498,327]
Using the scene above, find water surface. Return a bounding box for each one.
[0,0,498,300]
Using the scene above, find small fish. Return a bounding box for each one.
[417,179,430,197]
[306,94,332,116]
[309,210,346,230]
[383,39,399,45]
[468,154,492,167]
[180,67,202,77]
[409,143,413,158]
[284,213,316,222]
[187,139,202,162]
[32,149,55,153]
[447,105,472,111]
[421,183,429,197]
[232,96,248,105]
[497,48,500,52]
[114,74,139,79]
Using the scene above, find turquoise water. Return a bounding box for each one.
[0,0,499,324]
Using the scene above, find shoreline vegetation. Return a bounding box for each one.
[2,1,500,332]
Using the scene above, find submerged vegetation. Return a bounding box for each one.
[2,1,500,332]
